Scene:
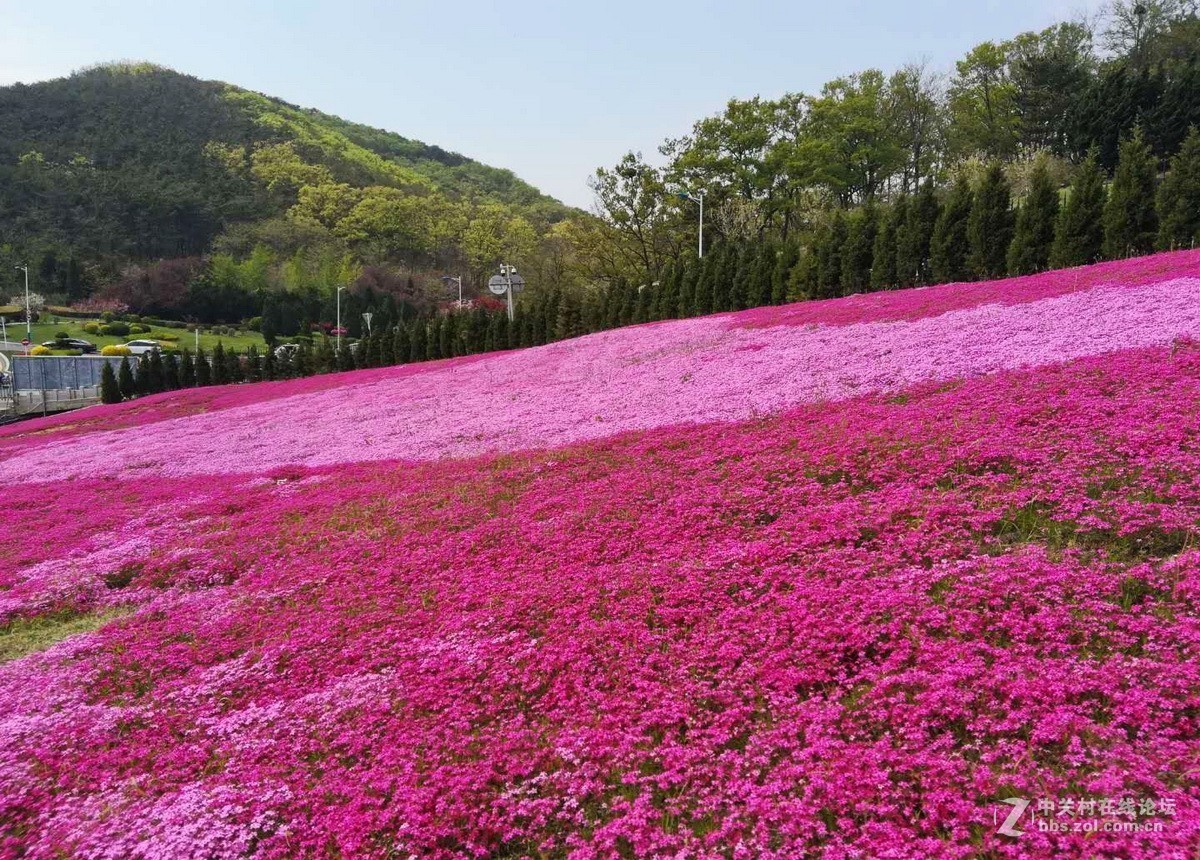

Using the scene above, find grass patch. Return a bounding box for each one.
[0,609,127,664]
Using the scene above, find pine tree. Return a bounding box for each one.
[147,349,165,393]
[263,347,278,380]
[773,240,800,304]
[179,349,196,388]
[392,325,410,365]
[930,178,973,283]
[1051,152,1107,268]
[651,261,674,320]
[816,212,847,299]
[117,355,136,399]
[409,319,428,362]
[693,255,717,316]
[294,343,311,377]
[840,204,878,295]
[1007,159,1060,275]
[968,163,1014,279]
[678,259,698,316]
[898,182,940,286]
[1157,127,1200,250]
[212,343,228,385]
[164,353,181,390]
[225,347,243,383]
[746,241,776,308]
[100,361,121,404]
[871,197,905,290]
[246,345,263,381]
[1103,126,1158,258]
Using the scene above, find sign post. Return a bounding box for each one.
[488,265,525,322]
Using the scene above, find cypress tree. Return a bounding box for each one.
[840,204,878,295]
[246,345,263,381]
[294,343,311,377]
[653,261,678,320]
[748,239,777,307]
[179,349,196,388]
[147,349,165,393]
[930,178,973,283]
[871,197,905,291]
[1051,151,1107,268]
[720,244,745,312]
[773,240,800,304]
[392,325,410,365]
[968,163,1014,279]
[1103,126,1158,258]
[212,343,228,385]
[1157,127,1200,250]
[409,319,428,362]
[100,361,121,404]
[1007,160,1060,275]
[677,259,698,317]
[897,183,939,286]
[225,348,243,383]
[261,347,275,381]
[816,211,847,299]
[164,353,181,391]
[117,355,136,399]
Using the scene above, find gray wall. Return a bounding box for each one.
[12,355,128,391]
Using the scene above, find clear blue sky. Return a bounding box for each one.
[0,0,1104,208]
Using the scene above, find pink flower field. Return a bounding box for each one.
[3,252,1200,858]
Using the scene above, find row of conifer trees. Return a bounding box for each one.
[98,126,1200,404]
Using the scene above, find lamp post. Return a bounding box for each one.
[441,275,463,308]
[676,190,705,258]
[335,285,349,355]
[14,265,31,339]
[499,264,517,322]
[362,311,373,335]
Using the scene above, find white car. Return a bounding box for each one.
[122,339,162,356]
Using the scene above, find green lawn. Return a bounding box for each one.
[22,318,268,353]
[0,609,129,664]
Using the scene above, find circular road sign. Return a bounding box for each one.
[21,338,30,346]
[488,275,508,296]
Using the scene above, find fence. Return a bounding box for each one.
[11,355,127,391]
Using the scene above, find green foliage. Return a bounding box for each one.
[1051,151,1107,267]
[870,197,905,291]
[1007,159,1060,274]
[896,182,940,286]
[930,178,974,282]
[840,204,878,294]
[117,356,135,399]
[1156,126,1200,249]
[1103,126,1159,258]
[968,163,1014,278]
[100,361,121,404]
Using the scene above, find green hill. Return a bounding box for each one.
[0,62,569,299]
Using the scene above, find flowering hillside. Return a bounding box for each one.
[3,252,1200,858]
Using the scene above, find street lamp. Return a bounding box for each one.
[336,285,347,353]
[14,265,31,340]
[441,275,463,307]
[499,264,517,322]
[362,311,373,335]
[675,190,706,258]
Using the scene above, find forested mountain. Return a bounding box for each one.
[0,62,569,304]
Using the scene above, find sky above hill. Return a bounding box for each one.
[1,0,1106,209]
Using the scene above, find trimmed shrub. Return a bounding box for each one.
[101,345,132,356]
[82,322,100,334]
[29,345,52,355]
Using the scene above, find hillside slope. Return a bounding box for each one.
[0,63,568,266]
[3,253,1200,858]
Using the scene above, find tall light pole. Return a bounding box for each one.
[676,190,705,258]
[336,285,347,353]
[500,264,516,322]
[441,275,463,307]
[14,265,31,339]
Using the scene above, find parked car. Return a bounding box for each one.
[40,338,97,353]
[122,339,162,356]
